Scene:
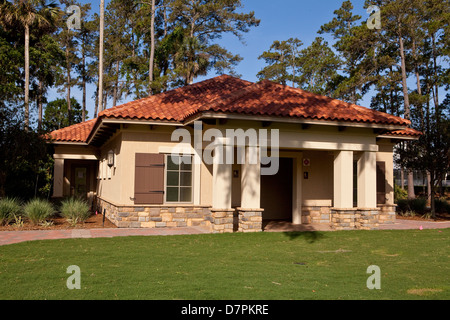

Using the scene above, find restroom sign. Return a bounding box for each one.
[303,158,310,167]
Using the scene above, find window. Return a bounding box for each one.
[165,155,193,202]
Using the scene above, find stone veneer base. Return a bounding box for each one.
[96,198,395,232]
[96,198,212,229]
[236,208,264,233]
[210,209,235,233]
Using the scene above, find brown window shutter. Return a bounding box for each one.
[376,161,386,205]
[134,153,165,204]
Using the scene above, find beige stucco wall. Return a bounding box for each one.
[301,150,334,207]
[55,120,396,218]
[97,132,123,204]
[95,121,386,208]
[97,124,213,207]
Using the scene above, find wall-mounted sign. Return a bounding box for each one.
[303,158,310,167]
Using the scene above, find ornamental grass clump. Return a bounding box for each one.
[0,197,22,225]
[24,198,54,225]
[60,197,91,226]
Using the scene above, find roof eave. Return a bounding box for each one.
[86,116,184,146]
[185,111,409,131]
[377,134,421,141]
[47,140,89,146]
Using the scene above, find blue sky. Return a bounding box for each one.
[48,0,378,120]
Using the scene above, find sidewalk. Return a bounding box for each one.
[378,218,450,230]
[0,219,449,246]
[0,226,211,246]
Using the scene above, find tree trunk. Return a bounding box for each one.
[81,46,86,122]
[398,33,415,199]
[430,171,436,219]
[398,35,410,120]
[66,45,72,126]
[103,92,107,111]
[400,167,405,189]
[148,0,156,96]
[407,170,415,200]
[163,5,168,37]
[24,24,30,131]
[37,79,43,131]
[431,33,439,108]
[113,60,119,107]
[98,0,105,111]
[94,86,99,118]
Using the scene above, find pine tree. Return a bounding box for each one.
[0,0,60,130]
[318,0,362,103]
[168,0,260,85]
[257,38,302,87]
[297,37,341,96]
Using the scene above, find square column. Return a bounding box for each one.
[333,150,353,209]
[53,158,64,198]
[238,146,263,232]
[211,145,234,233]
[357,151,377,209]
[212,145,232,210]
[292,156,303,224]
[240,146,260,209]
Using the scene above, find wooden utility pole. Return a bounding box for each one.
[98,0,105,112]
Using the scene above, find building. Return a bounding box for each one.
[46,75,421,232]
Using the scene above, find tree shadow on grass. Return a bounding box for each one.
[263,220,328,243]
[282,231,326,243]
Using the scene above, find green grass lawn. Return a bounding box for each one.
[0,229,449,300]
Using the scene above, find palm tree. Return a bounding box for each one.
[174,35,209,86]
[0,0,60,130]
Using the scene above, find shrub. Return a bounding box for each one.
[409,198,427,215]
[0,197,22,225]
[60,197,91,226]
[394,185,408,202]
[396,198,427,215]
[24,198,54,225]
[434,198,450,214]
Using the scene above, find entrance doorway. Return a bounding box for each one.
[261,157,293,221]
[73,166,88,198]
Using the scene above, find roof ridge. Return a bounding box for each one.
[99,74,253,120]
[192,80,263,117]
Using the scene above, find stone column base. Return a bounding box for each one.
[211,209,235,233]
[358,209,379,230]
[331,208,380,230]
[378,204,397,224]
[302,206,331,224]
[331,208,359,230]
[236,208,264,233]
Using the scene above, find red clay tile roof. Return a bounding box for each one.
[383,128,422,137]
[99,75,254,121]
[46,119,96,143]
[194,80,410,126]
[47,75,414,143]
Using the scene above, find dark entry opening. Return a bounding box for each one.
[261,157,293,222]
[376,161,386,204]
